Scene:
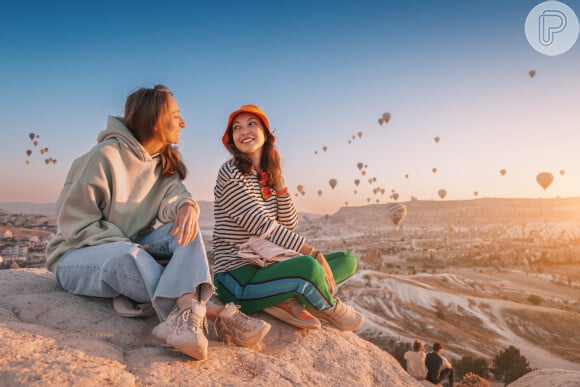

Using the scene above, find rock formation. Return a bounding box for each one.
[0,268,420,386]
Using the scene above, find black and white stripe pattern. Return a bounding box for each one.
[212,160,305,274]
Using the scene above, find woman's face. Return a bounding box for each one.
[161,95,185,144]
[231,112,266,155]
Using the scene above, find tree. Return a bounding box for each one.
[491,346,532,385]
[453,355,490,380]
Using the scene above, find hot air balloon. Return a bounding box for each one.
[354,179,360,186]
[432,168,437,174]
[536,172,554,190]
[473,191,479,197]
[368,178,373,185]
[361,170,367,176]
[500,169,507,176]
[33,140,38,147]
[317,190,323,197]
[434,136,440,144]
[405,174,409,179]
[382,112,392,123]
[391,192,399,201]
[322,146,328,152]
[351,135,356,140]
[357,162,364,170]
[559,170,565,176]
[387,203,407,226]
[438,189,447,199]
[529,70,536,78]
[28,132,36,141]
[378,118,384,125]
[329,178,337,189]
[357,131,363,138]
[297,185,304,193]
[26,149,32,157]
[314,150,318,155]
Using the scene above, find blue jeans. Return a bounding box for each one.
[55,223,213,321]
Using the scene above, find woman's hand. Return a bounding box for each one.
[313,250,336,296]
[170,203,199,245]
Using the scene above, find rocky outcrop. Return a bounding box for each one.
[0,269,421,386]
[508,368,580,386]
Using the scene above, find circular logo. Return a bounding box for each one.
[525,1,579,56]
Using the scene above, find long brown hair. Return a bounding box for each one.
[225,118,281,186]
[124,84,187,180]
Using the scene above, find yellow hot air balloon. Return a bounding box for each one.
[438,189,447,199]
[329,178,337,189]
[500,169,507,176]
[536,172,554,191]
[434,136,440,144]
[387,203,407,226]
[529,70,536,78]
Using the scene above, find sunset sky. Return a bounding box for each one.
[1,1,579,214]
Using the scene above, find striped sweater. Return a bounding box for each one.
[212,160,305,274]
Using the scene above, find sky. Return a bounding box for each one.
[1,0,579,214]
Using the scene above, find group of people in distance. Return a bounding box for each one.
[404,340,455,386]
[45,85,365,360]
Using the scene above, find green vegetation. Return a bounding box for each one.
[491,345,532,385]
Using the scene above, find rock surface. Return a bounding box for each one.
[507,368,580,387]
[0,269,421,386]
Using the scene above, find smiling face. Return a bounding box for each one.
[161,94,185,144]
[231,112,266,157]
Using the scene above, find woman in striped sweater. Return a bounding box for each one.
[212,104,365,331]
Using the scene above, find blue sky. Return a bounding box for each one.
[1,1,579,214]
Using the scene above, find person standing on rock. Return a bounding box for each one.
[212,104,365,331]
[46,85,270,360]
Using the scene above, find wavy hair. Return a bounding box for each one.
[124,84,187,180]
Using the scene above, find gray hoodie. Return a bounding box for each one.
[46,116,197,272]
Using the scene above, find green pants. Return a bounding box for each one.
[214,251,357,314]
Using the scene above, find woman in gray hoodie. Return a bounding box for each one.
[46,85,270,360]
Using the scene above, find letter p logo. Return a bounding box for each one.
[525,1,579,56]
[540,10,567,46]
